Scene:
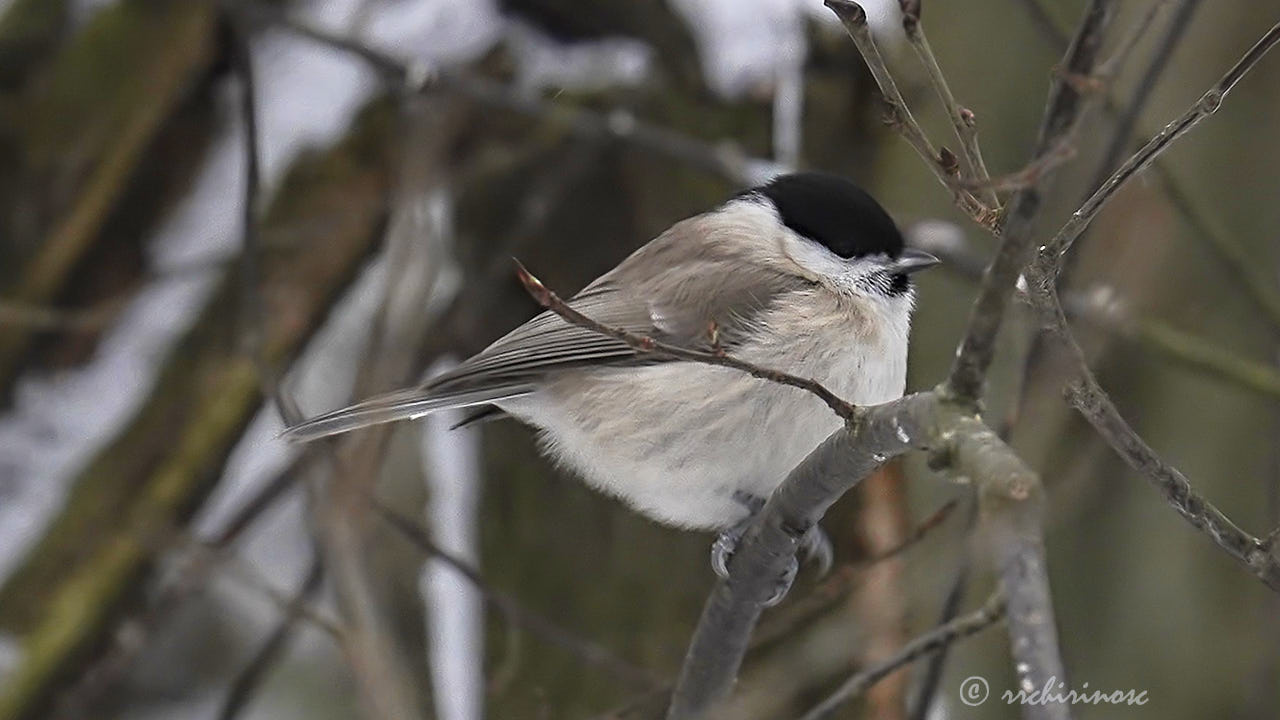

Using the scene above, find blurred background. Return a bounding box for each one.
[0,0,1278,718]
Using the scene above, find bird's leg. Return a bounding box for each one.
[710,492,833,607]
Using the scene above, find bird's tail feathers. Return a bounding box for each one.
[280,384,532,442]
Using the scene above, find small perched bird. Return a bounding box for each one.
[285,172,936,599]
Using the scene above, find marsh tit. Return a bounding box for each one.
[285,172,937,598]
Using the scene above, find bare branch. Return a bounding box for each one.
[1065,372,1280,590]
[958,141,1077,193]
[824,0,997,230]
[664,392,1060,719]
[1041,18,1280,266]
[945,0,1115,403]
[515,263,859,421]
[1019,0,1280,329]
[799,591,1006,720]
[1015,15,1280,592]
[899,0,999,207]
[1026,278,1280,591]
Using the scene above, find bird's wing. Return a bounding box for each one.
[283,217,807,442]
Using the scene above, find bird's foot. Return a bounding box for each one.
[710,497,759,580]
[709,493,833,607]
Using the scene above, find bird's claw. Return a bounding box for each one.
[799,525,834,578]
[709,496,833,607]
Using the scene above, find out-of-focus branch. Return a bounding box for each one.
[1093,0,1171,80]
[898,0,998,208]
[0,98,396,720]
[798,591,1005,720]
[0,2,217,390]
[216,553,326,720]
[368,498,657,689]
[1091,0,1192,181]
[824,0,996,230]
[240,3,782,186]
[516,263,858,421]
[1065,290,1280,400]
[218,18,342,720]
[906,498,977,720]
[922,228,1280,403]
[945,0,1114,403]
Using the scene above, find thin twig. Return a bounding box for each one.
[906,492,977,720]
[1041,19,1280,266]
[368,497,659,689]
[898,0,998,207]
[867,497,959,566]
[515,263,859,421]
[944,0,1114,403]
[1019,0,1280,329]
[957,141,1077,193]
[217,553,326,720]
[1027,282,1280,591]
[1063,369,1280,591]
[799,591,1006,720]
[824,0,996,230]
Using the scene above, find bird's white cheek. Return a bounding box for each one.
[779,233,889,295]
[780,233,845,283]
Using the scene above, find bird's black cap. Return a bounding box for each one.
[751,172,905,260]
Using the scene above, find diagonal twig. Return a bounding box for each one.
[944,0,1115,403]
[799,591,1006,720]
[217,553,326,720]
[1039,18,1280,267]
[1019,0,1280,329]
[1025,281,1280,592]
[515,263,858,421]
[898,0,998,208]
[824,0,996,230]
[367,497,659,688]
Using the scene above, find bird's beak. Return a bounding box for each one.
[892,248,941,275]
